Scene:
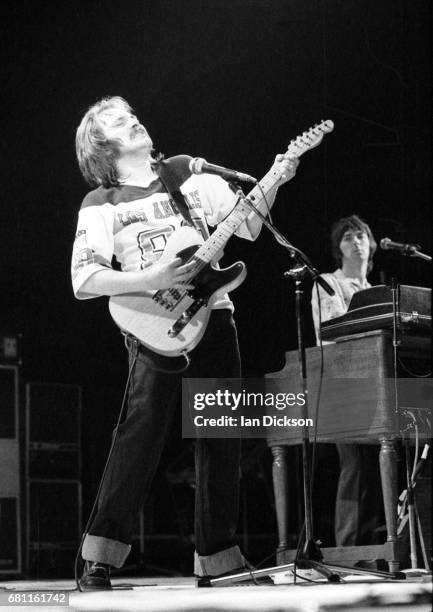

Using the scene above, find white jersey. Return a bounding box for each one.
[71,159,255,310]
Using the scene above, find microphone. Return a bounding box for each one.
[380,237,421,256]
[189,157,257,184]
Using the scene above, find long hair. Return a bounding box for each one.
[75,96,163,188]
[330,214,377,273]
[75,96,132,187]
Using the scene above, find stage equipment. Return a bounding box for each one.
[380,238,431,262]
[202,180,405,586]
[267,331,431,572]
[189,157,257,183]
[317,248,432,575]
[397,442,431,570]
[320,285,431,341]
[25,382,82,576]
[389,266,431,577]
[0,365,21,575]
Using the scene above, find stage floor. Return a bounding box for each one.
[0,574,431,612]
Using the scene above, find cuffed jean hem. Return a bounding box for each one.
[82,534,131,568]
[194,545,245,577]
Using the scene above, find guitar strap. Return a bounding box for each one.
[156,156,195,228]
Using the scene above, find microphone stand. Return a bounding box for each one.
[205,186,403,586]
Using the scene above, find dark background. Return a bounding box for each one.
[1,0,431,571]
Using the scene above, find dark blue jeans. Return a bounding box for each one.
[83,309,241,567]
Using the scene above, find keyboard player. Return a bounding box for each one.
[311,214,384,550]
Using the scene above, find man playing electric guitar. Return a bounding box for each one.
[72,95,298,590]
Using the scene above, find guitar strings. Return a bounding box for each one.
[165,187,274,304]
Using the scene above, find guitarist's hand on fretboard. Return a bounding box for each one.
[272,153,300,184]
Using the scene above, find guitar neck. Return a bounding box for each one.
[192,119,334,264]
[194,167,280,263]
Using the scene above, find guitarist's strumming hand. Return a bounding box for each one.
[142,257,195,291]
[272,153,299,184]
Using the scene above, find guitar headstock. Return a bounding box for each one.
[286,120,334,158]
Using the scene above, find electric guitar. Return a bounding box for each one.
[109,120,334,356]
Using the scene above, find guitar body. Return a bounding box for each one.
[109,226,247,356]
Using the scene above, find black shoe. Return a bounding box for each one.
[79,561,112,591]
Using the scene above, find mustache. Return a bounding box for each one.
[131,126,147,138]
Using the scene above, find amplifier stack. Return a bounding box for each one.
[0,365,21,575]
[26,382,82,576]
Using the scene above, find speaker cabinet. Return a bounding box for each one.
[28,480,82,544]
[0,365,19,441]
[26,480,82,578]
[25,382,82,576]
[26,382,81,445]
[0,497,21,573]
[0,365,21,574]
